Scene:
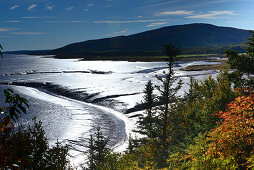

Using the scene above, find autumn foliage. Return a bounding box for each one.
[208,89,254,168]
[175,89,254,169]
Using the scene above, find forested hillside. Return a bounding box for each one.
[51,23,251,58]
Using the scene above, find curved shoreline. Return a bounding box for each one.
[10,85,133,167]
[0,81,140,114]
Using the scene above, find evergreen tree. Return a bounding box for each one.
[45,140,69,169]
[156,44,182,147]
[0,119,69,169]
[27,119,49,168]
[226,31,254,87]
[86,127,110,170]
[126,135,139,153]
[151,44,182,167]
[136,80,157,139]
[245,30,254,57]
[87,134,96,170]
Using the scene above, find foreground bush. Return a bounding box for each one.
[0,119,69,169]
[169,89,254,169]
[0,87,69,169]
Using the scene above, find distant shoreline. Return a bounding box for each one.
[49,54,226,62]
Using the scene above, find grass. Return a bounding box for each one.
[177,54,219,58]
[154,54,225,61]
[181,59,228,71]
[181,64,222,71]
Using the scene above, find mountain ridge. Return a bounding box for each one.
[5,23,252,58]
[51,23,251,57]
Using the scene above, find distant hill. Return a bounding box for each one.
[51,23,251,58]
[5,23,252,59]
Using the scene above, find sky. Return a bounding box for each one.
[0,0,254,51]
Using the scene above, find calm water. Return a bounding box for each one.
[0,54,219,167]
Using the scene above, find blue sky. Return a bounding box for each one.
[0,0,254,51]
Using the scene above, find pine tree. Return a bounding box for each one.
[126,135,140,153]
[87,134,96,170]
[136,80,157,139]
[86,127,110,169]
[226,31,254,87]
[156,44,182,147]
[245,30,254,57]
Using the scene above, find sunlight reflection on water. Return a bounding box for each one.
[0,54,220,167]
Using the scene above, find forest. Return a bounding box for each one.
[1,32,254,169]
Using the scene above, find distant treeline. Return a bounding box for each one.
[4,44,245,59]
[182,44,245,54]
[51,44,246,59]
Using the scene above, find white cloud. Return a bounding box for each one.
[45,20,87,23]
[10,5,19,10]
[84,8,90,12]
[0,28,11,32]
[142,0,181,9]
[186,10,236,19]
[0,27,19,32]
[208,0,231,3]
[87,3,94,7]
[146,22,167,27]
[105,29,128,36]
[46,5,55,10]
[94,19,166,24]
[11,32,47,35]
[28,4,37,11]
[7,20,21,23]
[22,16,38,19]
[155,10,194,16]
[66,6,74,11]
[22,16,57,19]
[226,20,254,24]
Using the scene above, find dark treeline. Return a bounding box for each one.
[52,44,245,59]
[4,44,245,59]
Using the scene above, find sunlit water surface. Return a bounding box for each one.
[0,54,220,167]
